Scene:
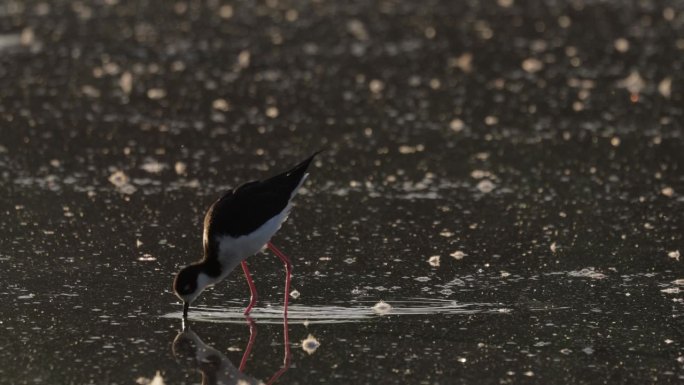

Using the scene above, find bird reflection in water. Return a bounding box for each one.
[173,317,291,385]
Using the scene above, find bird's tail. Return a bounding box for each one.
[267,150,321,200]
[285,150,321,179]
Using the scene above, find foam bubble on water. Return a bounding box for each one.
[567,268,606,280]
[550,242,558,253]
[369,79,384,94]
[140,159,166,174]
[658,77,672,98]
[522,58,543,73]
[108,170,129,187]
[445,277,466,287]
[219,5,233,19]
[449,52,473,73]
[237,50,250,68]
[120,71,133,94]
[81,85,100,98]
[449,118,464,132]
[147,88,166,100]
[118,184,137,195]
[484,115,498,125]
[471,169,492,179]
[476,180,495,193]
[614,38,630,52]
[20,27,35,46]
[174,161,187,175]
[108,170,137,194]
[428,256,440,267]
[616,71,645,94]
[450,250,465,260]
[301,334,320,355]
[661,186,674,197]
[212,98,231,111]
[347,19,369,41]
[265,106,279,118]
[136,371,165,385]
[372,301,392,315]
[398,144,425,154]
[290,290,300,299]
[668,250,680,261]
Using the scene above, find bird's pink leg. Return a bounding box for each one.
[239,316,257,372]
[267,241,293,265]
[266,242,292,317]
[241,261,258,315]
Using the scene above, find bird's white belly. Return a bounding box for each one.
[215,205,291,273]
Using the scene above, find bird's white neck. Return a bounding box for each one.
[196,271,221,291]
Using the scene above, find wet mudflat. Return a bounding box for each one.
[1,0,683,384]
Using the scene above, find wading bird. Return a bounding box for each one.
[173,153,318,318]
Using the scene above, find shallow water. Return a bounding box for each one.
[1,0,683,384]
[164,298,515,324]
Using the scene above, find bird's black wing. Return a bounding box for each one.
[202,152,319,258]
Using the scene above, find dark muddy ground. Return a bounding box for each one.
[1,0,683,384]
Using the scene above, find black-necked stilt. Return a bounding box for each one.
[173,152,319,318]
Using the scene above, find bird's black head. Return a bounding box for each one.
[173,263,203,303]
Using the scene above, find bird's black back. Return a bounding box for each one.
[202,152,319,259]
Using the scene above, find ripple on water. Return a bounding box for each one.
[161,298,513,324]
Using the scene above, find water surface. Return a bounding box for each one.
[1,0,683,384]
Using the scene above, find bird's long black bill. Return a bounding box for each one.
[183,302,189,319]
